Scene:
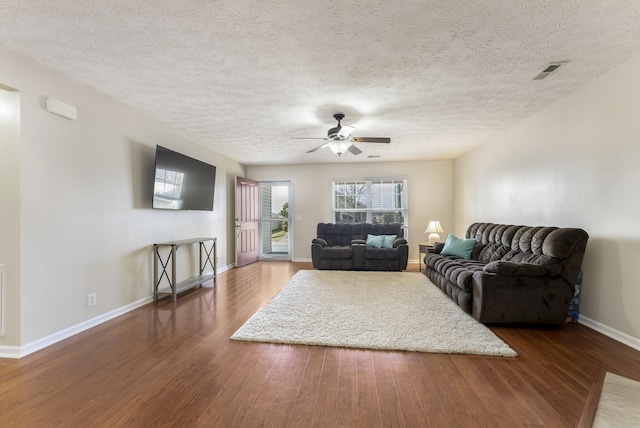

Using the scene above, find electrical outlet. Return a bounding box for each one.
[88,293,97,307]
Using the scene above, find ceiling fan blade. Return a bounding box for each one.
[337,125,356,139]
[348,144,363,155]
[351,137,391,144]
[307,143,328,153]
[291,137,328,140]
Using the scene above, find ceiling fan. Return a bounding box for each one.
[295,113,391,156]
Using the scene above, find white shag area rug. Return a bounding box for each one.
[231,270,517,357]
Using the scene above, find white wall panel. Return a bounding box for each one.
[0,47,244,348]
[454,54,640,343]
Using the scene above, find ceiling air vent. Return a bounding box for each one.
[533,61,569,80]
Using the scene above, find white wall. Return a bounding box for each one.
[247,160,453,263]
[0,86,21,344]
[0,48,244,352]
[454,54,640,346]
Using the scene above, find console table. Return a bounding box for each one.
[153,237,216,301]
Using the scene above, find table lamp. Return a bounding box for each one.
[425,220,444,244]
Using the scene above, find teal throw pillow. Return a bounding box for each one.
[440,234,476,259]
[381,235,397,249]
[366,234,384,248]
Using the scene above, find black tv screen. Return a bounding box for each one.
[152,145,216,211]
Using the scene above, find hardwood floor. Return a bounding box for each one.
[1,261,639,427]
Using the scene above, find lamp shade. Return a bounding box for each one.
[425,220,444,244]
[425,220,444,234]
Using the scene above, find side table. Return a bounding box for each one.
[419,242,434,273]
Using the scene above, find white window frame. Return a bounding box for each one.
[332,178,408,229]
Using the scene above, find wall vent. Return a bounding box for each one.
[533,61,569,80]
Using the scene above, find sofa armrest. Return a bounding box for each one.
[392,238,407,248]
[433,242,445,254]
[472,272,573,324]
[312,238,327,247]
[483,261,548,276]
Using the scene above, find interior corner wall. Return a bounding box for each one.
[247,160,453,263]
[0,87,21,346]
[453,54,640,344]
[0,47,244,350]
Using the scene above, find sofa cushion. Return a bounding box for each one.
[441,234,476,259]
[543,228,591,259]
[317,223,366,246]
[365,247,399,260]
[483,260,548,276]
[427,255,485,292]
[366,234,384,248]
[320,245,352,259]
[382,235,397,249]
[478,243,510,263]
[364,223,403,236]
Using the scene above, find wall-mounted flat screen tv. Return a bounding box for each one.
[152,145,216,211]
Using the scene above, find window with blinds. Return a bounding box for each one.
[332,179,407,225]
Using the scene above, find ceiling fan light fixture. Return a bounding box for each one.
[328,141,351,155]
[301,113,390,156]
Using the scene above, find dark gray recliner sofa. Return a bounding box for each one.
[311,223,408,271]
[424,222,589,324]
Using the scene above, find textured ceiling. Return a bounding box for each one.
[2,1,640,165]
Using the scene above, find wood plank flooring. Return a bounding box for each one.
[1,261,639,427]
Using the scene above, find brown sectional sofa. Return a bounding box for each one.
[311,223,408,271]
[424,222,589,324]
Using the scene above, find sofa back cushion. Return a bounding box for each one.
[317,223,404,247]
[317,223,363,246]
[468,223,556,260]
[466,222,589,285]
[363,223,403,238]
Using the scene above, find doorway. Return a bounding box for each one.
[259,182,291,260]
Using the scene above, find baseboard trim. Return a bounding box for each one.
[0,345,21,359]
[579,315,640,352]
[0,296,153,359]
[0,266,238,359]
[292,257,312,263]
[0,266,235,359]
[217,264,233,274]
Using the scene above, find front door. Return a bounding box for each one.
[235,176,259,267]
